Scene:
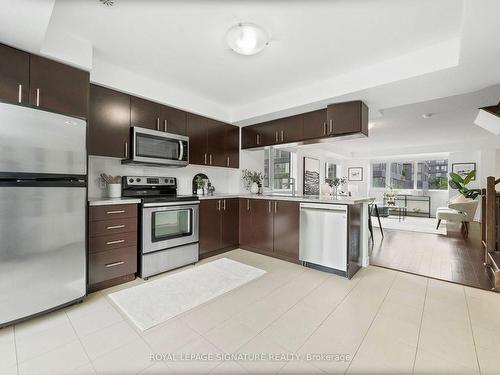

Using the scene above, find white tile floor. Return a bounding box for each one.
[3,249,500,374]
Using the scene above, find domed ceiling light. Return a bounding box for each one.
[225,23,270,56]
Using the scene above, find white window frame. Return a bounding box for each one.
[263,147,297,193]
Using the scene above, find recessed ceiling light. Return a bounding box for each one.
[226,23,270,56]
[421,113,433,119]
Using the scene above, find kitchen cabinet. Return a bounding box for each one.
[88,84,131,158]
[187,113,239,168]
[130,96,162,130]
[88,203,138,292]
[239,198,300,261]
[303,109,327,139]
[29,55,89,119]
[199,198,239,256]
[131,95,187,135]
[0,44,30,105]
[327,100,368,136]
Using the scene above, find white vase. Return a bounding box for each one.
[250,182,259,194]
[107,183,121,198]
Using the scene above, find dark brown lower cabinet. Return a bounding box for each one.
[88,204,138,292]
[238,198,300,261]
[199,198,239,257]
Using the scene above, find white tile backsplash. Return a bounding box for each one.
[88,156,241,198]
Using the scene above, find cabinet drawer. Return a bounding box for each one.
[89,204,137,221]
[89,217,137,237]
[89,246,137,284]
[89,232,137,254]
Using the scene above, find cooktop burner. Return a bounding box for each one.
[121,176,199,204]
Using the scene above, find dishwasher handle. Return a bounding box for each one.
[300,202,348,212]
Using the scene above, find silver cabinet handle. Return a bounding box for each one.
[18,84,22,103]
[275,131,278,142]
[274,201,277,213]
[209,154,212,165]
[323,122,327,135]
[280,130,284,142]
[156,118,160,131]
[106,210,125,214]
[217,200,221,211]
[124,142,128,158]
[256,134,260,145]
[268,201,271,213]
[106,225,125,230]
[226,156,230,167]
[247,199,250,211]
[106,239,125,245]
[329,119,333,133]
[204,153,207,164]
[223,200,226,210]
[164,119,167,132]
[105,261,125,268]
[36,88,40,106]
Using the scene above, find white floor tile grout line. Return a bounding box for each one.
[411,277,429,374]
[342,270,398,375]
[64,309,98,375]
[13,325,19,375]
[463,287,482,374]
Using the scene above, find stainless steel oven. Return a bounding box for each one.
[142,201,199,253]
[123,127,189,167]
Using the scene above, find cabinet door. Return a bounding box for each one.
[251,199,274,252]
[221,199,239,249]
[303,109,327,139]
[88,84,131,158]
[206,119,227,167]
[280,115,303,143]
[29,55,89,118]
[199,200,221,254]
[186,113,208,165]
[242,125,259,149]
[130,96,162,130]
[162,105,187,135]
[327,101,368,136]
[0,44,29,104]
[273,201,299,259]
[239,198,253,247]
[224,125,240,168]
[259,120,280,146]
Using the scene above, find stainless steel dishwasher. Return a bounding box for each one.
[299,202,348,275]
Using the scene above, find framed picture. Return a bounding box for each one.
[303,157,320,195]
[348,167,363,181]
[452,163,476,181]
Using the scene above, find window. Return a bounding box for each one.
[417,160,448,190]
[325,163,337,181]
[263,148,296,191]
[371,163,386,188]
[390,162,414,189]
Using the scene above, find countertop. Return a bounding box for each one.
[197,194,372,205]
[88,197,142,206]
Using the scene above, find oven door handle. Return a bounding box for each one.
[143,201,200,208]
[178,140,184,161]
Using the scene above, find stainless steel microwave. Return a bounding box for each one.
[123,127,189,167]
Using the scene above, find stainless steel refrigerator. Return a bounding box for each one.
[0,102,87,327]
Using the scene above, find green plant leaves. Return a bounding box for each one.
[448,171,478,200]
[463,170,476,185]
[449,172,464,184]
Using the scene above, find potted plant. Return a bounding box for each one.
[448,170,480,200]
[242,169,263,194]
[326,176,347,197]
[383,184,397,206]
[194,176,206,195]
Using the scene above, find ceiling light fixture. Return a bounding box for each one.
[226,23,270,56]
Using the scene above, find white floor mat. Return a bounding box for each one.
[373,215,446,235]
[108,258,266,331]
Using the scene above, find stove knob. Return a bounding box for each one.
[164,178,170,184]
[128,178,134,183]
[136,178,141,183]
[170,178,174,184]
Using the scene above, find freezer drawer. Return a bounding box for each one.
[0,186,86,326]
[299,203,348,272]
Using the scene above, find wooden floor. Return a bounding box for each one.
[369,222,493,291]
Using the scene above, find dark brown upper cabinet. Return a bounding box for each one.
[162,105,187,136]
[327,100,368,136]
[242,124,263,148]
[224,124,239,168]
[88,84,131,158]
[0,44,30,105]
[279,115,303,143]
[206,118,227,167]
[187,113,209,165]
[29,55,89,119]
[303,109,327,139]
[130,96,162,130]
